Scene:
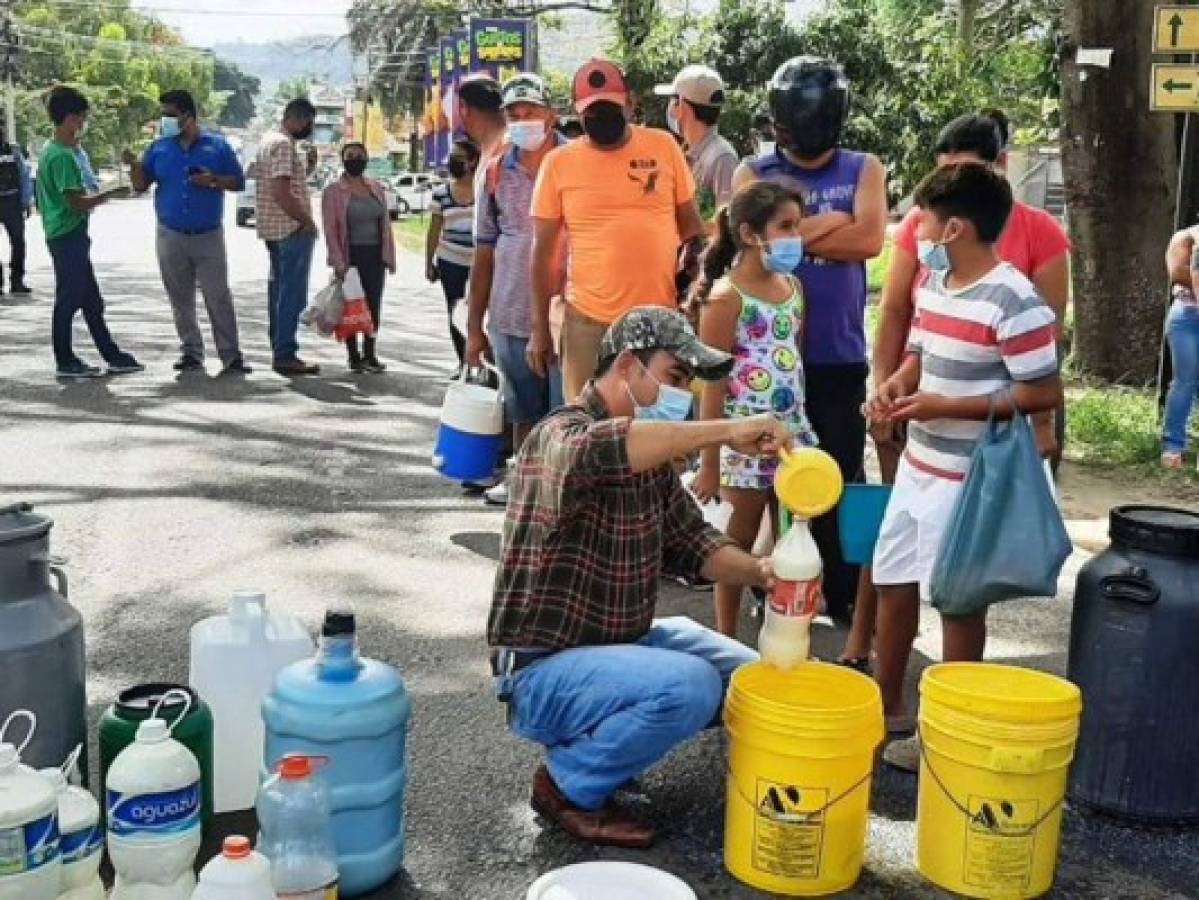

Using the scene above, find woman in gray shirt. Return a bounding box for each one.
[321,142,397,372]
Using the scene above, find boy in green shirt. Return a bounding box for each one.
[37,87,142,378]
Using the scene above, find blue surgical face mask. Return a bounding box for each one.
[666,102,681,136]
[160,116,181,139]
[759,236,805,274]
[917,223,960,273]
[628,362,693,422]
[507,120,547,152]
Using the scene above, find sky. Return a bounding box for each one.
[132,0,823,49]
[131,0,353,47]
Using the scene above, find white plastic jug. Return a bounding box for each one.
[760,518,822,670]
[189,590,314,813]
[107,690,203,900]
[0,711,61,900]
[39,746,102,900]
[191,836,274,900]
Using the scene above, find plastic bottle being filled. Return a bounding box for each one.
[759,517,822,669]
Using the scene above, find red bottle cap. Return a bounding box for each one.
[223,836,252,859]
[275,753,329,780]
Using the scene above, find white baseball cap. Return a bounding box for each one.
[653,64,726,107]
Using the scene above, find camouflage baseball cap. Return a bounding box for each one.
[598,306,734,380]
[502,73,550,108]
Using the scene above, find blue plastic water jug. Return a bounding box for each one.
[262,610,410,897]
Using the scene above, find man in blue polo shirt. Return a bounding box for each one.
[124,90,250,374]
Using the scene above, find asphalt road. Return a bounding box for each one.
[1,196,1197,899]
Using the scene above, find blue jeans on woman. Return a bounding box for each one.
[1164,299,1199,454]
[266,229,316,363]
[499,617,758,811]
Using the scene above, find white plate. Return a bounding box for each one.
[527,862,697,900]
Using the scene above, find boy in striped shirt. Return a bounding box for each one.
[865,163,1062,767]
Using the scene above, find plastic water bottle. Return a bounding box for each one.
[191,836,275,900]
[256,754,338,900]
[760,518,822,669]
[107,689,203,900]
[39,746,102,900]
[0,710,61,900]
[189,590,314,813]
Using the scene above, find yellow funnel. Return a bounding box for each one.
[774,446,843,519]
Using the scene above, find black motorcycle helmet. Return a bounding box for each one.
[767,56,850,160]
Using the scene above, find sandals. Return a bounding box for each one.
[836,656,872,675]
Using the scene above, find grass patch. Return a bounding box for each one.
[867,235,892,294]
[1065,384,1170,468]
[393,215,430,254]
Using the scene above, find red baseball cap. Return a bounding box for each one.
[573,58,630,114]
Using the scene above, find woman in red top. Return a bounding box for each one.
[840,112,1071,681]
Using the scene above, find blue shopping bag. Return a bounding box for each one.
[929,403,1072,616]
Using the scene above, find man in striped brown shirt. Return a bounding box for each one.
[488,306,790,848]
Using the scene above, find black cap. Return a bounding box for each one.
[322,609,357,638]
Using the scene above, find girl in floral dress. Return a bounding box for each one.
[691,181,818,638]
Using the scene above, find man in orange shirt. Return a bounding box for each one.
[529,59,707,401]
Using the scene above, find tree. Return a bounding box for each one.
[1061,0,1176,383]
[13,0,214,163]
[214,58,260,128]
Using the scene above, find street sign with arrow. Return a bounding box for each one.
[1154,5,1199,54]
[1152,64,1199,111]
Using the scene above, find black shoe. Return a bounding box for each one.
[56,359,102,379]
[219,358,253,376]
[107,353,145,375]
[8,282,31,295]
[273,358,320,376]
[363,357,386,374]
[173,354,204,372]
[348,356,365,373]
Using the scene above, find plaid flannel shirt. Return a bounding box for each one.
[487,385,733,650]
[255,130,309,242]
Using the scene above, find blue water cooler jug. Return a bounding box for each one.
[262,609,410,896]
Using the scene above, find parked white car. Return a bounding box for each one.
[391,172,440,216]
[236,179,256,228]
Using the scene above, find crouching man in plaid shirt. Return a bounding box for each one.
[487,306,791,848]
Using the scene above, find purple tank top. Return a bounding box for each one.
[749,149,868,365]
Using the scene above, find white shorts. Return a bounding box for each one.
[872,457,1058,600]
[872,458,964,600]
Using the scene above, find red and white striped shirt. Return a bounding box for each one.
[905,263,1058,480]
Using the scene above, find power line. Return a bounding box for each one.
[16,0,348,16]
[17,22,213,56]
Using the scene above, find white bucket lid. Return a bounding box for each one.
[527,862,696,900]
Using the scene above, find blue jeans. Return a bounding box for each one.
[1164,299,1199,453]
[266,230,315,363]
[500,617,758,810]
[490,329,564,424]
[47,223,121,366]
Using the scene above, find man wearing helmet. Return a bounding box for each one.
[732,56,887,624]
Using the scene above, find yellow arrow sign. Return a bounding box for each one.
[1152,64,1199,111]
[1155,5,1199,54]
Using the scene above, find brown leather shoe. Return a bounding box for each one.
[272,358,321,376]
[529,765,655,849]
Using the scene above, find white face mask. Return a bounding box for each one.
[508,120,547,152]
[76,119,89,139]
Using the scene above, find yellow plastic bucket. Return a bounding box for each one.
[774,447,843,519]
[915,663,1082,899]
[724,661,883,896]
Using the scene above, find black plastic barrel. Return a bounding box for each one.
[1068,505,1199,823]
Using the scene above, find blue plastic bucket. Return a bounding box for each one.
[432,374,503,482]
[838,484,893,565]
